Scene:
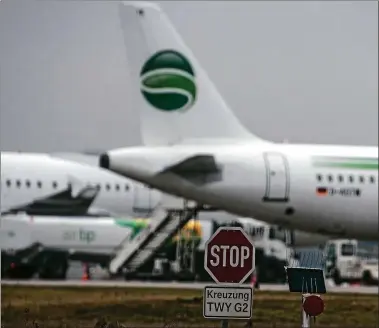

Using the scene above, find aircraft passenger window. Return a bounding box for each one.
[338,175,344,183]
[16,180,21,188]
[37,181,42,188]
[348,176,354,183]
[359,176,365,184]
[52,181,58,189]
[327,175,333,182]
[125,184,129,191]
[6,179,11,187]
[369,176,376,184]
[96,184,101,190]
[316,174,322,182]
[106,183,111,191]
[25,180,31,188]
[115,184,120,191]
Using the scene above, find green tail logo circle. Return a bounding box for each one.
[140,50,197,112]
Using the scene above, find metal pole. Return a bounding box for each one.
[221,319,229,328]
[175,213,182,271]
[191,211,198,274]
[301,294,310,328]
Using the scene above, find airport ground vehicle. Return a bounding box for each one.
[0,213,144,279]
[324,239,378,286]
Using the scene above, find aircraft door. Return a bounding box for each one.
[262,152,290,202]
[132,184,153,217]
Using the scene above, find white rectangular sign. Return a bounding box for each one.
[203,285,253,319]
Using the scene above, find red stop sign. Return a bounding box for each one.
[204,227,255,284]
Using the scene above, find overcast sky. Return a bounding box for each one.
[0,0,377,152]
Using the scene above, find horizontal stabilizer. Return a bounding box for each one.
[1,184,100,217]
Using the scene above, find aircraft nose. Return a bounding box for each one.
[99,153,110,170]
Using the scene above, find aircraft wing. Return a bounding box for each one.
[158,154,222,184]
[1,184,100,217]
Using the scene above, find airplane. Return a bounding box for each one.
[0,151,335,280]
[0,151,166,279]
[99,2,378,241]
[1,151,161,217]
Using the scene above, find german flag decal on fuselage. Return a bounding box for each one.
[316,187,328,196]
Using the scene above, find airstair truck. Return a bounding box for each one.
[324,239,379,286]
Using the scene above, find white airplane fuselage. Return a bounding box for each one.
[104,142,378,240]
[1,152,161,216]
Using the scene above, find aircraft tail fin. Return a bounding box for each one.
[118,2,264,146]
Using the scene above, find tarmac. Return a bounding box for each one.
[1,279,378,294]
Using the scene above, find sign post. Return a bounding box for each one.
[286,267,326,328]
[203,227,255,327]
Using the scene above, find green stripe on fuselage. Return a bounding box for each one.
[312,156,378,170]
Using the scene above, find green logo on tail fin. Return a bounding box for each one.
[140,50,197,112]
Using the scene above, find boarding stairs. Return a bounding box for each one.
[109,197,198,275]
